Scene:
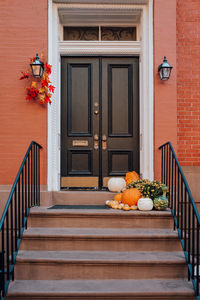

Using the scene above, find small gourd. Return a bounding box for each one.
[123,204,131,211]
[153,186,168,211]
[130,205,138,210]
[114,193,122,202]
[107,177,126,193]
[137,198,153,211]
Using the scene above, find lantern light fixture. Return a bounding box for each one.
[30,53,44,78]
[158,56,173,81]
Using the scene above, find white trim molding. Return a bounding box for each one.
[48,0,154,191]
[59,41,141,55]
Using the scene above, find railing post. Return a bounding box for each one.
[1,224,5,298]
[38,146,41,206]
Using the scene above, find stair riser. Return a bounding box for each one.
[15,262,187,280]
[52,191,114,205]
[6,295,195,300]
[20,237,182,252]
[28,215,174,228]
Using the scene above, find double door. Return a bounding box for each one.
[61,57,139,189]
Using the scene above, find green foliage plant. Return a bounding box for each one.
[127,179,167,200]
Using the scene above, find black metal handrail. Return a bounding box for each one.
[0,141,42,300]
[159,141,200,297]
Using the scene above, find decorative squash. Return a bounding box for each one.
[107,177,126,193]
[125,171,140,185]
[121,188,141,207]
[153,186,168,210]
[137,198,153,211]
[130,205,138,210]
[114,193,122,202]
[123,204,131,211]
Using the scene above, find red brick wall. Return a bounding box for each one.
[0,0,48,184]
[177,0,200,166]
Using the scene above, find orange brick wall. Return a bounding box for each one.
[154,0,177,180]
[177,0,200,166]
[0,0,48,185]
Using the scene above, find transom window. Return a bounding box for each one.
[64,26,136,41]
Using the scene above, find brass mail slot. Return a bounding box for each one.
[72,140,88,147]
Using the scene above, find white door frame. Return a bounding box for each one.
[48,0,154,191]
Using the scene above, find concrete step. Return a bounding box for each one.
[52,191,114,205]
[6,279,195,300]
[20,227,182,252]
[15,250,187,280]
[28,207,174,228]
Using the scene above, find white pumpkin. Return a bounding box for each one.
[107,177,126,193]
[137,198,153,211]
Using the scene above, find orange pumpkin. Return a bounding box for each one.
[121,188,141,207]
[114,193,122,202]
[125,171,140,185]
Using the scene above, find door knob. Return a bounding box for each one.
[102,134,107,141]
[94,110,99,115]
[94,134,99,141]
[102,134,107,150]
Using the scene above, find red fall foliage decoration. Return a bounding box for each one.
[20,55,55,105]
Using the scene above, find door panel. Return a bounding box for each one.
[61,58,99,188]
[102,58,139,186]
[61,57,139,189]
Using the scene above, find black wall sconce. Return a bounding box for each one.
[30,53,44,78]
[158,56,173,81]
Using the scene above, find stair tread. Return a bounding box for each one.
[30,206,172,216]
[8,279,194,295]
[17,250,185,263]
[23,227,178,238]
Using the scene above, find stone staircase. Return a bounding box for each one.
[6,191,195,300]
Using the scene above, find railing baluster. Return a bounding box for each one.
[10,196,14,276]
[161,147,163,183]
[192,210,195,279]
[18,179,21,239]
[22,168,24,228]
[188,197,191,280]
[28,153,30,209]
[196,221,199,295]
[174,163,177,230]
[14,188,17,252]
[166,144,168,187]
[184,186,187,251]
[171,156,174,211]
[181,177,183,239]
[38,146,41,206]
[31,146,33,207]
[25,160,27,221]
[33,144,36,206]
[6,212,10,282]
[1,223,5,297]
[177,170,180,229]
[164,145,166,184]
[35,146,38,205]
[168,148,171,208]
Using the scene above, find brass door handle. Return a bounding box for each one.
[102,134,107,150]
[102,134,107,141]
[94,134,99,141]
[94,141,99,150]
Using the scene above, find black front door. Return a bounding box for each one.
[61,57,139,189]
